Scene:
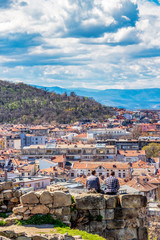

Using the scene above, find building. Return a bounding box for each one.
[70,161,131,179]
[22,143,117,161]
[116,150,146,162]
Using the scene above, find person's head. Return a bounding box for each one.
[91,170,96,175]
[111,170,115,176]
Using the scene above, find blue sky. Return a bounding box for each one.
[0,0,160,89]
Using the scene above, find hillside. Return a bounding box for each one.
[33,85,160,109]
[0,80,113,124]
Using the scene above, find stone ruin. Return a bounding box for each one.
[0,181,148,240]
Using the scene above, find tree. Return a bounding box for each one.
[131,126,142,139]
[142,143,160,159]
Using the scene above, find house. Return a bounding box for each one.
[125,176,158,201]
[116,150,146,162]
[70,161,131,179]
[131,160,155,177]
[12,176,51,190]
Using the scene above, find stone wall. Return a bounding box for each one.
[73,193,148,240]
[12,190,148,240]
[13,190,72,226]
[0,230,83,240]
[0,182,22,212]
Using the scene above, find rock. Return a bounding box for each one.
[53,208,63,215]
[0,182,12,191]
[0,205,7,211]
[75,194,105,210]
[31,205,49,214]
[89,221,106,232]
[119,194,147,208]
[16,237,32,240]
[13,190,22,198]
[10,197,19,203]
[13,206,28,214]
[114,208,139,219]
[2,190,13,200]
[104,228,137,240]
[20,192,39,204]
[100,209,114,220]
[32,236,48,240]
[0,193,3,199]
[104,195,118,209]
[40,191,53,204]
[106,220,126,229]
[24,209,31,215]
[138,227,148,240]
[53,191,71,208]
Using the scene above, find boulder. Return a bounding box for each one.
[114,208,139,219]
[31,205,49,214]
[100,209,114,220]
[106,220,126,229]
[138,227,148,240]
[104,195,118,209]
[20,192,39,204]
[10,197,19,203]
[13,206,28,214]
[2,190,13,200]
[89,220,106,232]
[53,191,71,208]
[32,236,48,240]
[119,194,147,208]
[40,191,53,204]
[0,182,12,191]
[75,194,105,210]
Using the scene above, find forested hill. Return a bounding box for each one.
[0,80,113,124]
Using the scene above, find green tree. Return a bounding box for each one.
[142,143,160,159]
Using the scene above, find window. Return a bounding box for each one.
[123,173,125,178]
[107,173,109,177]
[71,173,74,177]
[118,173,121,178]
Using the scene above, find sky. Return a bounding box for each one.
[0,0,160,90]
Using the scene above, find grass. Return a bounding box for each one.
[15,214,66,227]
[0,220,6,226]
[54,227,106,240]
[0,213,10,219]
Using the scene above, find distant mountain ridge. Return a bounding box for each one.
[32,85,160,110]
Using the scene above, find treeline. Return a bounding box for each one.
[0,80,113,124]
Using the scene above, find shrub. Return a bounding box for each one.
[15,214,66,227]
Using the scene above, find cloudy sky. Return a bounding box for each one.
[0,0,160,89]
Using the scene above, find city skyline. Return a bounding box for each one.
[0,0,160,90]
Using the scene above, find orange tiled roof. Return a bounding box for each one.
[119,150,146,157]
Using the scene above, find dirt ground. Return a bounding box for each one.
[0,224,57,236]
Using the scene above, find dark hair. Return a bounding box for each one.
[92,170,96,175]
[111,171,115,176]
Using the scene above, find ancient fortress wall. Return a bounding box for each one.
[0,182,148,240]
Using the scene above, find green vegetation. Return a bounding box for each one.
[0,80,113,124]
[15,214,66,227]
[96,215,103,222]
[0,219,6,226]
[71,195,75,204]
[142,143,160,158]
[54,227,106,240]
[0,212,9,218]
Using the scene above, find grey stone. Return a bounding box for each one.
[20,192,39,204]
[31,205,49,214]
[75,194,105,210]
[119,194,147,208]
[114,208,139,219]
[53,191,71,208]
[40,191,53,205]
